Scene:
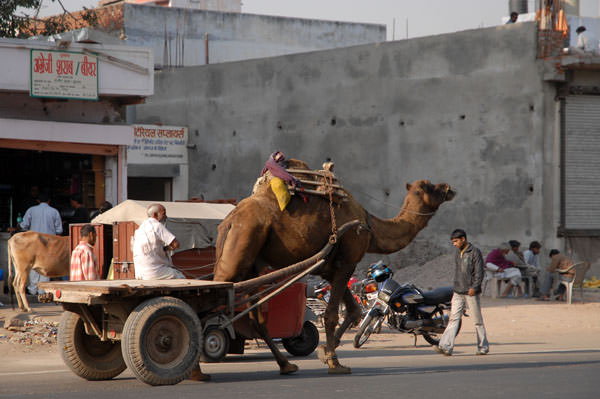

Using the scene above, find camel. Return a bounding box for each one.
[8,232,70,312]
[212,159,455,374]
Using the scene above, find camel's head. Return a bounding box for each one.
[405,180,456,210]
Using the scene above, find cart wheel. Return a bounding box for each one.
[200,326,230,363]
[282,321,320,357]
[121,296,202,386]
[58,310,126,381]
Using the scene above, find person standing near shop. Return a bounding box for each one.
[19,192,63,294]
[70,194,90,224]
[435,229,489,356]
[70,224,99,281]
[20,185,39,217]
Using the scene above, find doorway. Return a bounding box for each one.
[127,177,172,201]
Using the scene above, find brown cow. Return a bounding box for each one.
[8,231,70,312]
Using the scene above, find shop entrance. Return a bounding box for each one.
[0,148,105,233]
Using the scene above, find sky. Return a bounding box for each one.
[25,0,600,40]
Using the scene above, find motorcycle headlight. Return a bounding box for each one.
[378,291,391,302]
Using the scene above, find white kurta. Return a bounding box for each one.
[133,218,183,280]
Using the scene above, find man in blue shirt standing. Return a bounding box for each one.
[19,192,63,294]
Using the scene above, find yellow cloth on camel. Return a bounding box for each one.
[270,177,291,211]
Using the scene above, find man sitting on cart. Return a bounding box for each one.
[133,203,184,280]
[132,203,211,381]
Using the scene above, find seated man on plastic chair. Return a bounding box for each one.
[485,242,524,298]
[523,241,543,296]
[539,249,574,301]
[506,240,538,296]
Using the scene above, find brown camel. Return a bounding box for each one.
[212,160,455,374]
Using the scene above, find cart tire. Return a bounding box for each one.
[282,321,320,357]
[121,296,202,386]
[58,310,126,381]
[200,326,230,363]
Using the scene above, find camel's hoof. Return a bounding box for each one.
[317,345,328,364]
[279,362,299,375]
[328,364,352,374]
[188,367,211,382]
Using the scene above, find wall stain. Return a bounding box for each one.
[492,176,530,209]
[257,62,275,85]
[207,69,223,97]
[298,64,321,82]
[348,115,381,127]
[378,53,391,78]
[480,138,526,164]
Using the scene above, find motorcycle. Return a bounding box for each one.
[353,270,459,348]
[307,275,378,328]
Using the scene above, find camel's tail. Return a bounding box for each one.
[7,240,15,310]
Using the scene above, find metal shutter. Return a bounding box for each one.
[564,95,600,229]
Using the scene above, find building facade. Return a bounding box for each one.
[0,38,153,279]
[134,22,600,275]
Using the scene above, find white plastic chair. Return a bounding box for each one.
[557,262,590,304]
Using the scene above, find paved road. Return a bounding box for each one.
[1,335,598,399]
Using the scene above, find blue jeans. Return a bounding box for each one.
[439,293,489,354]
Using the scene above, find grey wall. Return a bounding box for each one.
[136,22,555,267]
[123,4,386,67]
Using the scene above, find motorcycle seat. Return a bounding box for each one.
[421,286,453,305]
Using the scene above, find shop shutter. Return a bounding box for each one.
[564,95,600,229]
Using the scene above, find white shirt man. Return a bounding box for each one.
[133,204,185,280]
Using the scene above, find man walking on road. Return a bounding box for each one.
[435,229,489,356]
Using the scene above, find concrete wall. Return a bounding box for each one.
[169,0,241,13]
[123,3,386,67]
[136,22,555,267]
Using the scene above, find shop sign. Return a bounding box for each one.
[30,49,98,100]
[128,125,188,164]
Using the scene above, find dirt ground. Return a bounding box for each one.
[1,290,600,361]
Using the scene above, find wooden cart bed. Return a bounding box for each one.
[39,279,234,305]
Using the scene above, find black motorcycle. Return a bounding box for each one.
[353,276,459,348]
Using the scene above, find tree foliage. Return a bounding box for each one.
[0,0,41,38]
[0,0,99,39]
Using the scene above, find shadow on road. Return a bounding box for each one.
[192,358,600,384]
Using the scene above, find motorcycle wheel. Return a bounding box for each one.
[421,309,461,346]
[352,314,380,348]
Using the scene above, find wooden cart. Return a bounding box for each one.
[39,279,234,386]
[38,220,360,386]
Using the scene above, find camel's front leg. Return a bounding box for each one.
[249,308,299,375]
[318,267,354,374]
